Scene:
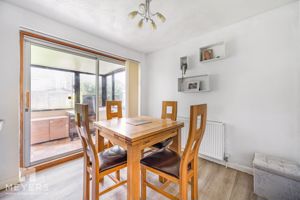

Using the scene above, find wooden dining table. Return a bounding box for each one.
[94,116,184,200]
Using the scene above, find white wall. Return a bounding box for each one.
[0,1,299,188]
[144,2,300,169]
[0,1,145,188]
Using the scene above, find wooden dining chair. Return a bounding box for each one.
[151,101,177,149]
[140,104,207,200]
[106,100,123,120]
[75,104,127,200]
[105,100,123,179]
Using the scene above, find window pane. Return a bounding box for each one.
[106,75,112,100]
[115,71,126,107]
[31,67,74,110]
[98,60,125,120]
[29,44,98,166]
[98,76,102,106]
[80,74,96,97]
[80,74,96,115]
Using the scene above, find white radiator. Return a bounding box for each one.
[179,117,225,161]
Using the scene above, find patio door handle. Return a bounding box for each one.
[25,90,30,112]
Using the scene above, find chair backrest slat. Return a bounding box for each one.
[180,104,207,174]
[161,101,177,121]
[75,103,99,170]
[106,101,123,120]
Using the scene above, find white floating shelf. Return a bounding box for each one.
[200,41,226,63]
[178,74,211,93]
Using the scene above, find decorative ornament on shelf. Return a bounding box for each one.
[129,0,166,30]
[180,56,188,78]
[0,120,4,132]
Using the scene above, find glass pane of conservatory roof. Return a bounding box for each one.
[31,45,125,75]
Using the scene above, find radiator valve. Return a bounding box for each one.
[224,153,230,162]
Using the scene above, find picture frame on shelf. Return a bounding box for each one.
[201,49,214,61]
[178,74,210,93]
[199,41,226,63]
[186,81,201,92]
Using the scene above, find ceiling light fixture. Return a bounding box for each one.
[129,0,166,30]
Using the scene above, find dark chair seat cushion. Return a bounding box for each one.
[98,145,127,172]
[152,138,173,149]
[141,149,183,178]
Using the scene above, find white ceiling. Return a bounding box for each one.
[4,0,296,53]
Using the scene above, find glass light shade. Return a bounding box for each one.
[151,20,157,30]
[138,19,144,28]
[128,11,138,19]
[156,12,166,23]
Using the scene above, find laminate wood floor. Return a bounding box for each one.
[0,158,257,200]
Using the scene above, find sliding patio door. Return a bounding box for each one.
[22,37,126,167]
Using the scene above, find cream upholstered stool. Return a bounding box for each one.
[253,153,300,200]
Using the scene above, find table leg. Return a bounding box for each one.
[127,144,141,200]
[96,129,104,153]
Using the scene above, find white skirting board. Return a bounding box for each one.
[199,154,254,175]
[0,176,19,190]
[178,116,253,175]
[179,147,253,175]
